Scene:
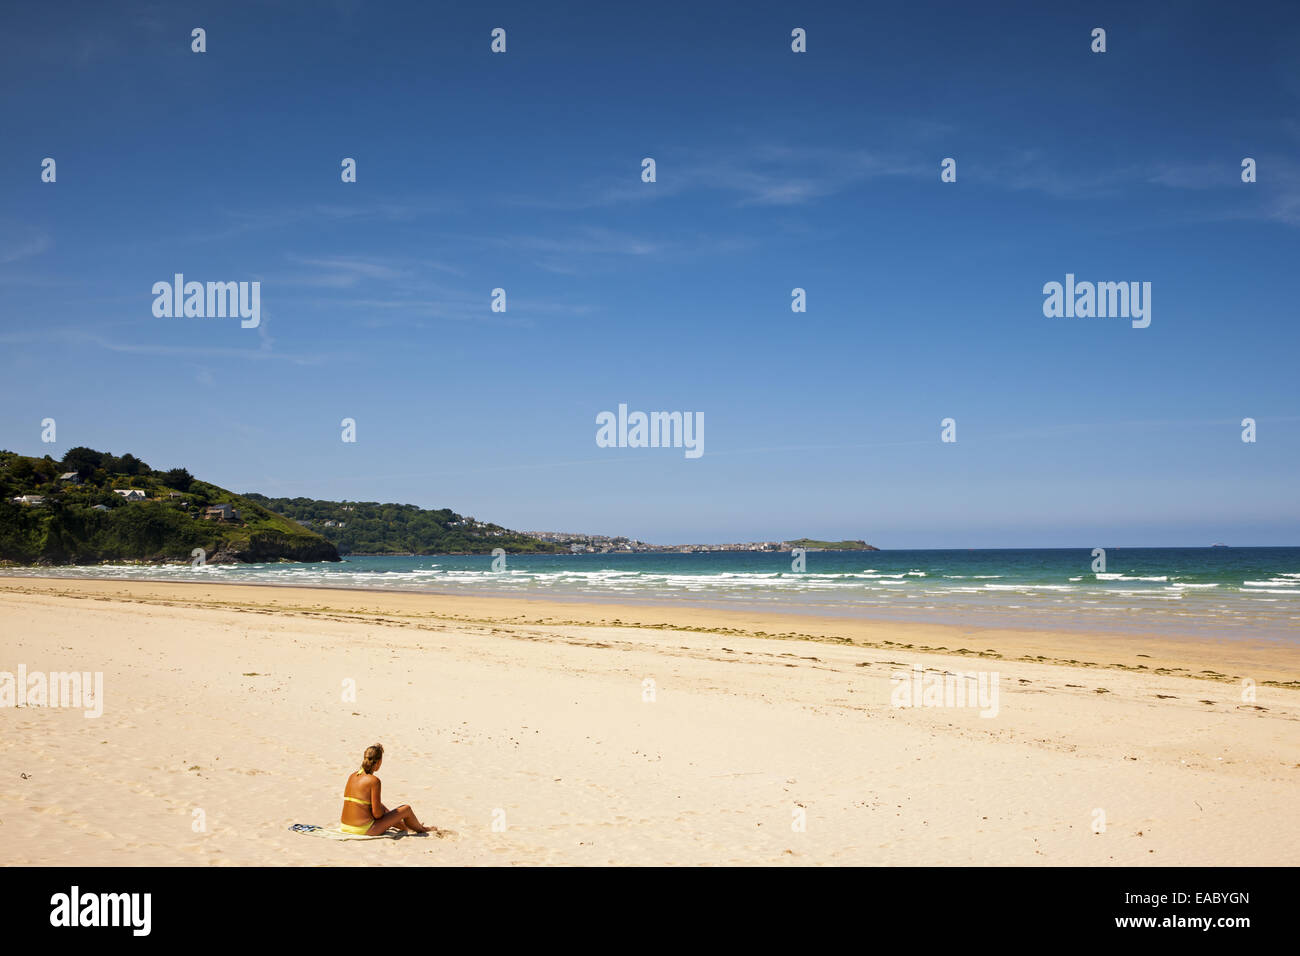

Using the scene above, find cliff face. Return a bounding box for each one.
[209,532,340,564]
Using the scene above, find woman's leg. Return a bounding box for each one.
[367,804,431,834]
[374,802,410,831]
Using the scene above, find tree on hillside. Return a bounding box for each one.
[62,446,105,478]
[30,458,57,484]
[115,453,151,476]
[160,467,193,491]
[9,457,36,484]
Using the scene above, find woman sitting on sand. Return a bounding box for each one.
[340,743,434,835]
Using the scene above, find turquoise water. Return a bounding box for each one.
[6,547,1300,640]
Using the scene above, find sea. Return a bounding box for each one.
[5,547,1300,641]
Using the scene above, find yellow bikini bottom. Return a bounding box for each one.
[342,782,377,834]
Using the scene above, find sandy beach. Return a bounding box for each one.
[1,576,1297,866]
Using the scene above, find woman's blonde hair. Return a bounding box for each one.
[361,743,384,774]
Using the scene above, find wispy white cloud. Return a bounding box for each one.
[0,321,327,365]
[287,255,405,279]
[1146,161,1234,190]
[962,149,1300,229]
[1146,154,1300,226]
[146,198,456,249]
[276,252,594,326]
[271,255,407,288]
[502,144,921,211]
[463,225,758,274]
[490,226,666,259]
[964,148,1141,200]
[0,231,53,264]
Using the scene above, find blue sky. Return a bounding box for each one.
[2,0,1298,547]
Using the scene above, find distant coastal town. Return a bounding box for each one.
[522,532,877,554]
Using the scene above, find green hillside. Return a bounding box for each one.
[0,448,339,565]
[243,494,563,555]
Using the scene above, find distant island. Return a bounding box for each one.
[785,538,878,552]
[0,448,338,565]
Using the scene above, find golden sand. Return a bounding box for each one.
[2,577,1297,865]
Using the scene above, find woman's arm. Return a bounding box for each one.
[370,778,384,819]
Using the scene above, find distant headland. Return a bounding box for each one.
[1,447,874,565]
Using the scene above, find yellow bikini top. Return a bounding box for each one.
[344,768,372,805]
